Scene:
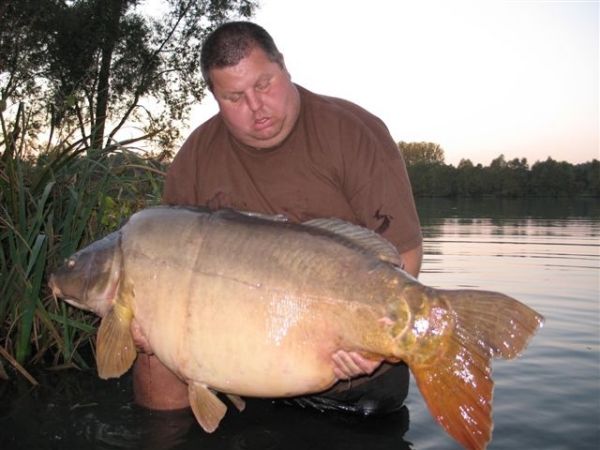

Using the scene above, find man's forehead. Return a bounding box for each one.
[210,48,281,93]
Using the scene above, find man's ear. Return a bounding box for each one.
[278,53,290,75]
[284,63,293,80]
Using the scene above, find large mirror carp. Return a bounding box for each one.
[49,206,543,450]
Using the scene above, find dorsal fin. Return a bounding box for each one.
[303,218,403,267]
[213,208,289,223]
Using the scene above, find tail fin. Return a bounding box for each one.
[409,289,543,450]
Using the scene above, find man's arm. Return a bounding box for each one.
[400,243,423,278]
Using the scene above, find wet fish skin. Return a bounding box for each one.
[49,206,544,450]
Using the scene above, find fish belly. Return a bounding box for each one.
[131,263,366,397]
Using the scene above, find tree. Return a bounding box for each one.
[398,141,445,166]
[457,158,474,169]
[0,0,256,153]
[484,154,529,197]
[574,160,600,196]
[402,146,596,198]
[504,157,529,196]
[531,157,575,197]
[456,159,485,197]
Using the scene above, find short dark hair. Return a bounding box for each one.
[200,21,283,90]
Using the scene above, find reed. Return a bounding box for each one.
[0,103,166,383]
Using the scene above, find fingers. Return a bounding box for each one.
[331,350,382,380]
[332,351,360,380]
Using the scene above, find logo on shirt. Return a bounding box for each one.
[373,208,392,234]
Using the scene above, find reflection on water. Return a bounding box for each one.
[416,197,600,224]
[1,198,598,449]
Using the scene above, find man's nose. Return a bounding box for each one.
[245,91,263,112]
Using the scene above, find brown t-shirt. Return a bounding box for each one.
[163,85,422,253]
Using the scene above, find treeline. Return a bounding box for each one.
[398,142,600,198]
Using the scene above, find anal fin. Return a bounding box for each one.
[189,383,227,433]
[226,394,246,412]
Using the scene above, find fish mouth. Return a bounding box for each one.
[48,274,90,312]
[48,274,62,298]
[63,298,91,311]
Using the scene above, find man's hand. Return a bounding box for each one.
[130,319,153,355]
[331,350,382,380]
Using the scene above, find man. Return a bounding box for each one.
[132,21,422,416]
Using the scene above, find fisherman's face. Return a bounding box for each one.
[210,46,301,149]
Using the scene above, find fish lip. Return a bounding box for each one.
[63,297,93,312]
[48,274,62,297]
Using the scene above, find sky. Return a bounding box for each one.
[187,0,599,167]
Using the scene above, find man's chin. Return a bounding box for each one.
[241,130,286,148]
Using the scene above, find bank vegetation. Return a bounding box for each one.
[400,142,599,198]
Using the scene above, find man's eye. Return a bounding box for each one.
[256,81,270,91]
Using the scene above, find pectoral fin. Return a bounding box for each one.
[96,279,136,379]
[188,383,227,433]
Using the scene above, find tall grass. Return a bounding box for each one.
[0,103,166,383]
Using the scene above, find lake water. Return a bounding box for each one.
[1,198,599,449]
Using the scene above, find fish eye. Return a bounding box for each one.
[67,258,76,269]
